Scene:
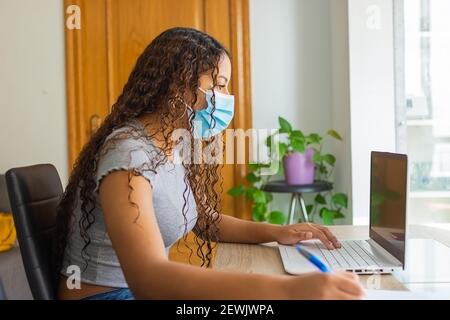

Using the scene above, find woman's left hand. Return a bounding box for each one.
[275,223,341,250]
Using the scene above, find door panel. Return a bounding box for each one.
[65,0,110,164]
[65,0,252,223]
[204,0,230,46]
[107,0,205,105]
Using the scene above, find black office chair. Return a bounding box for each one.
[5,164,63,300]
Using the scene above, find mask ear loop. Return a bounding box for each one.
[199,87,217,131]
[198,87,214,110]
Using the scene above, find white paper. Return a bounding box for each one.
[365,289,449,300]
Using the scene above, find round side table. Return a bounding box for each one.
[262,180,333,225]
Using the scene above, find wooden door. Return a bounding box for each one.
[65,0,252,221]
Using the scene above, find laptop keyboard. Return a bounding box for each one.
[314,240,387,269]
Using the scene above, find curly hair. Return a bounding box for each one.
[54,27,230,284]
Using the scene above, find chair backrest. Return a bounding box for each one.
[5,164,63,300]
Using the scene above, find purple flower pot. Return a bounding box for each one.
[283,148,315,185]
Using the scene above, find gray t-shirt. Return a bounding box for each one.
[61,124,198,288]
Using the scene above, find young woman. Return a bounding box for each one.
[56,27,364,300]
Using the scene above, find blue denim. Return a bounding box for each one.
[82,288,135,300]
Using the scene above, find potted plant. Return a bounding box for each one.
[228,116,349,225]
[267,117,343,185]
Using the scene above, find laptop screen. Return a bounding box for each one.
[369,152,408,264]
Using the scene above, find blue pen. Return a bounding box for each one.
[295,245,330,273]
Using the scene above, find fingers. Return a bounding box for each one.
[295,223,341,249]
[333,272,365,297]
[307,225,334,249]
[339,271,359,280]
[317,226,341,248]
[294,272,365,300]
[301,223,339,249]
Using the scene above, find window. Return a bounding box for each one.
[395,0,450,224]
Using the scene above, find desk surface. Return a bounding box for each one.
[213,225,450,291]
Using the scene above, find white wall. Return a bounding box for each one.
[250,0,355,223]
[250,0,333,135]
[348,0,397,225]
[329,0,353,225]
[0,0,68,184]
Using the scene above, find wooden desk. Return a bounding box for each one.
[213,225,450,291]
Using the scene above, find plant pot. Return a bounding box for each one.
[283,148,315,185]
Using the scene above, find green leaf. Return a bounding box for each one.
[253,190,266,203]
[306,204,314,215]
[277,160,284,175]
[315,194,327,205]
[290,130,305,139]
[278,117,292,133]
[312,151,322,164]
[307,133,322,145]
[279,142,287,158]
[265,134,273,148]
[227,185,245,197]
[268,211,286,225]
[291,139,305,153]
[332,193,348,208]
[252,203,267,222]
[245,188,256,200]
[264,192,273,202]
[333,210,345,219]
[319,207,328,218]
[291,136,306,145]
[318,164,328,175]
[322,154,336,166]
[245,172,261,184]
[248,163,262,171]
[327,129,343,141]
[322,209,335,225]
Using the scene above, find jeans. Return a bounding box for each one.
[81,288,135,300]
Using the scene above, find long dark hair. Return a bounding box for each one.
[54,27,229,282]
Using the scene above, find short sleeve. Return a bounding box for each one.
[95,138,159,192]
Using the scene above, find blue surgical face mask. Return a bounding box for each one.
[193,88,234,139]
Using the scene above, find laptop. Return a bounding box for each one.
[279,151,408,274]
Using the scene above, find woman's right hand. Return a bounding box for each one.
[285,271,365,300]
